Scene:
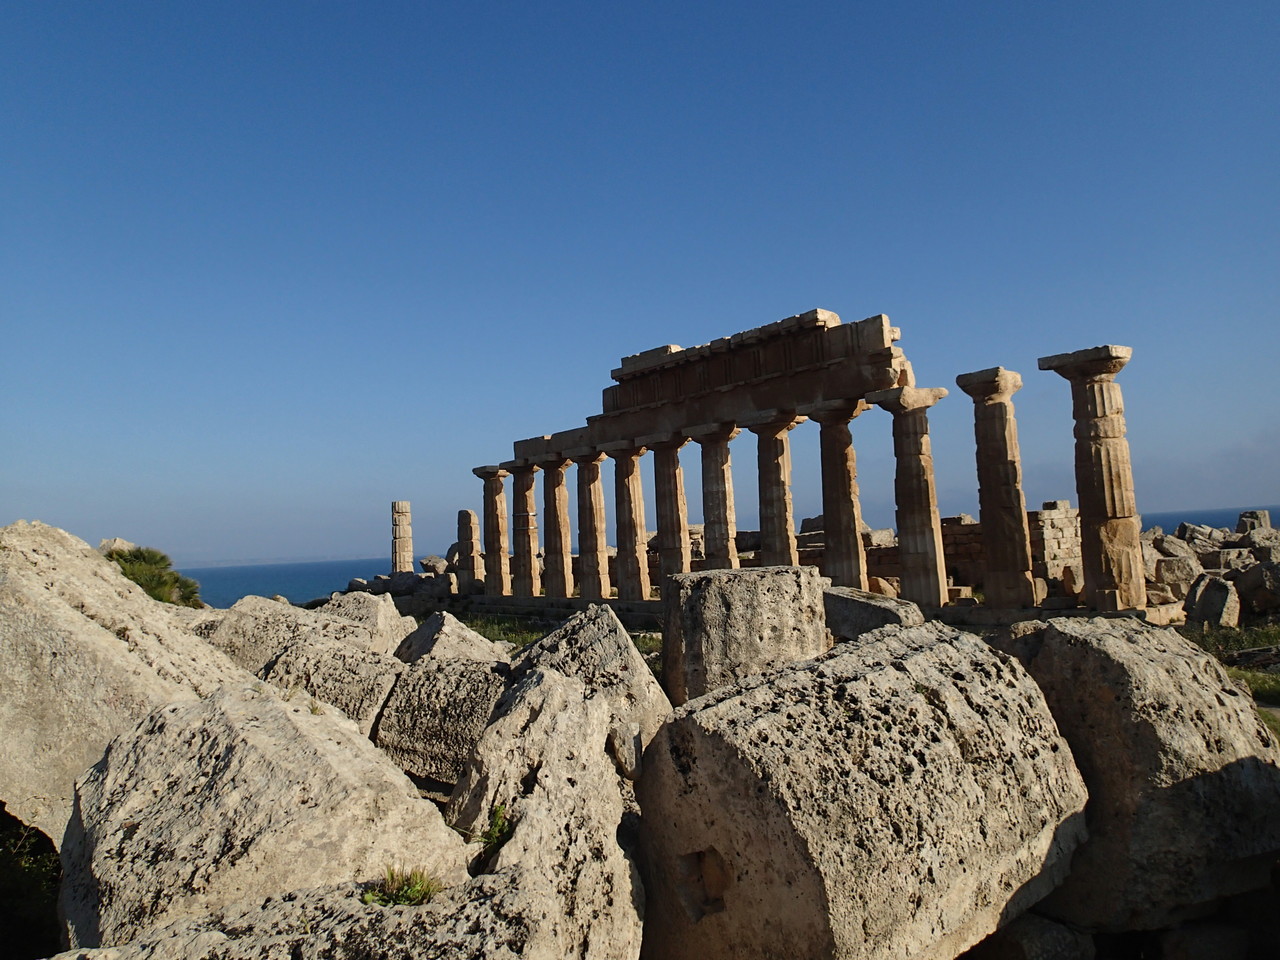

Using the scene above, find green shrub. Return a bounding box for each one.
[1226,667,1280,706]
[0,802,62,959]
[361,865,443,907]
[459,615,548,649]
[105,546,202,608]
[477,802,513,860]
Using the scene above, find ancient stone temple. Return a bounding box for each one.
[473,309,952,605]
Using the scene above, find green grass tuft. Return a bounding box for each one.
[477,802,513,860]
[361,865,443,907]
[1227,667,1280,706]
[459,615,548,649]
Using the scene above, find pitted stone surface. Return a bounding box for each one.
[638,622,1088,960]
[991,617,1280,931]
[373,656,508,783]
[662,565,830,705]
[512,604,671,770]
[261,637,403,735]
[200,595,383,675]
[395,610,516,663]
[823,585,924,640]
[313,591,417,657]
[60,684,469,949]
[0,521,247,847]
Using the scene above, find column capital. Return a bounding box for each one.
[956,367,1023,405]
[472,464,510,481]
[500,459,540,475]
[568,449,607,465]
[1038,345,1132,382]
[531,455,573,471]
[866,386,948,415]
[638,431,688,451]
[601,440,647,458]
[742,409,806,433]
[801,398,873,424]
[687,421,740,443]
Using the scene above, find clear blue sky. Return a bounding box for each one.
[3,2,1277,565]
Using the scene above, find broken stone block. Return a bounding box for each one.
[395,610,515,663]
[60,684,469,949]
[1202,548,1256,572]
[261,637,403,735]
[1184,574,1241,628]
[1235,561,1280,614]
[419,554,449,575]
[661,565,830,706]
[201,595,382,675]
[639,623,1088,960]
[1154,555,1201,585]
[313,591,417,657]
[824,586,924,641]
[373,656,507,784]
[1237,509,1272,533]
[1153,534,1198,560]
[990,617,1280,931]
[867,575,899,597]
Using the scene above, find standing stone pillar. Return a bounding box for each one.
[747,413,803,567]
[455,509,485,592]
[391,501,414,574]
[573,451,612,600]
[1038,345,1147,611]
[956,368,1039,608]
[471,465,511,597]
[691,424,740,570]
[606,443,652,601]
[809,402,870,589]
[536,458,575,599]
[647,434,692,581]
[866,386,949,607]
[508,463,541,598]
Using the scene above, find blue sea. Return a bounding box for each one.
[179,558,391,609]
[1140,504,1279,536]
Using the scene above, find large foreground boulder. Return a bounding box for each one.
[662,565,830,706]
[0,521,246,847]
[60,683,470,949]
[512,604,671,776]
[638,622,1088,960]
[991,617,1280,931]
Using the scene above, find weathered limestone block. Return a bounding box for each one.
[446,668,645,960]
[1237,509,1272,533]
[394,610,516,663]
[990,617,1280,931]
[662,565,830,706]
[1235,561,1280,614]
[1153,555,1201,586]
[513,604,671,775]
[639,623,1088,960]
[313,591,417,657]
[823,585,924,641]
[1153,534,1198,560]
[1184,573,1241,628]
[373,656,508,783]
[410,570,457,600]
[964,913,1096,960]
[262,637,404,735]
[201,595,381,675]
[60,684,469,949]
[419,554,449,575]
[1203,548,1256,572]
[0,521,247,847]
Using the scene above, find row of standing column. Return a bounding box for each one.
[474,396,955,606]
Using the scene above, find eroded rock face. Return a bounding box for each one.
[261,636,403,735]
[373,656,508,783]
[511,604,672,778]
[60,684,469,950]
[0,521,247,847]
[639,622,1088,960]
[823,585,925,641]
[395,610,516,664]
[199,596,384,675]
[313,592,418,657]
[991,617,1280,931]
[661,565,830,706]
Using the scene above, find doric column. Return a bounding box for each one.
[535,457,574,599]
[956,368,1038,608]
[572,451,611,600]
[690,423,740,570]
[807,401,871,589]
[454,509,485,591]
[866,387,949,607]
[645,433,692,581]
[391,500,414,573]
[605,443,651,601]
[746,413,803,567]
[507,462,541,598]
[471,465,511,596]
[1038,345,1147,611]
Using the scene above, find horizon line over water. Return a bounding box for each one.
[179,504,1277,611]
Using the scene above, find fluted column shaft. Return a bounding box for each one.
[651,439,692,580]
[748,417,801,567]
[391,500,414,574]
[472,466,511,596]
[574,453,611,600]
[608,445,651,601]
[510,465,541,598]
[538,459,574,599]
[812,403,869,588]
[957,368,1037,608]
[1039,346,1146,611]
[693,425,740,570]
[868,387,949,607]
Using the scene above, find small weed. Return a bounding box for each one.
[308,699,324,715]
[477,803,513,859]
[361,865,443,907]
